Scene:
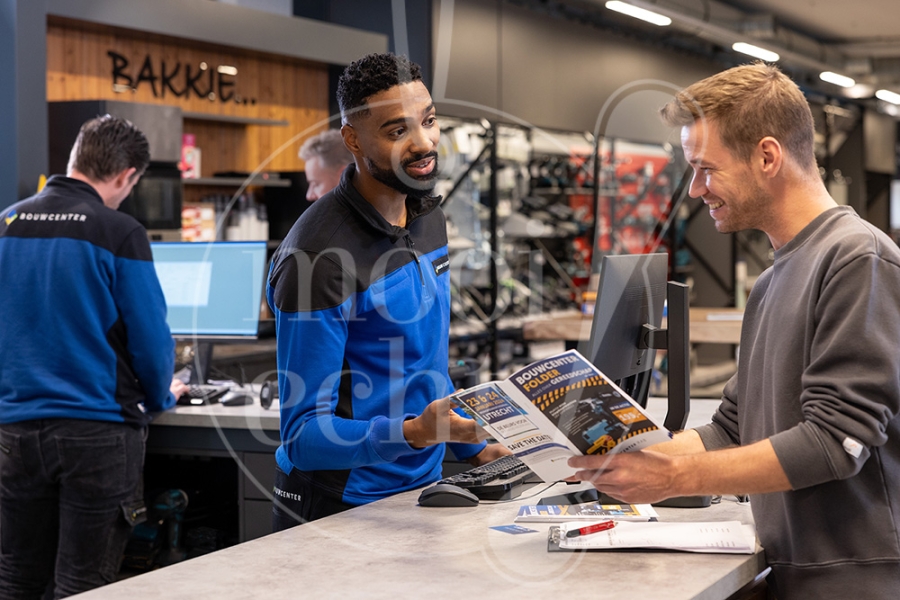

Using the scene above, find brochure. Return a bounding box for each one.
[515,502,658,523]
[449,349,671,483]
[548,521,757,554]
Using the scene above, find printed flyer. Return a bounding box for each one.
[450,350,670,482]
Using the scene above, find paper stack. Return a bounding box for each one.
[551,520,757,554]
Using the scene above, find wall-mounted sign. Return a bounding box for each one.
[107,51,256,105]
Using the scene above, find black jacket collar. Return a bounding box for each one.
[43,175,105,205]
[332,163,442,243]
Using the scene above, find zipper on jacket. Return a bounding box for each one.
[404,235,425,286]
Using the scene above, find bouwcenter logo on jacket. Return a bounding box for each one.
[4,210,17,226]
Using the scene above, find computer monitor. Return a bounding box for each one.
[581,252,690,431]
[150,241,268,383]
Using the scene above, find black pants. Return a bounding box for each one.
[0,419,146,600]
[271,467,354,531]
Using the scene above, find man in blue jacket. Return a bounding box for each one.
[267,53,507,528]
[0,115,186,598]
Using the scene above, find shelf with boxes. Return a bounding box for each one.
[179,113,305,243]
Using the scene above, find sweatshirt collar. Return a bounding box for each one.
[43,175,105,205]
[774,205,856,261]
[333,163,442,243]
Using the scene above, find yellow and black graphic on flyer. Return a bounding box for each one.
[531,375,657,456]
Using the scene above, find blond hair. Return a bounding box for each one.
[660,63,816,171]
[298,129,352,170]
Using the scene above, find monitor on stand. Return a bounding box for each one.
[572,252,708,508]
[150,241,268,384]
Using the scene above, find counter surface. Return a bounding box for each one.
[100,400,753,600]
[77,481,762,600]
[151,397,280,431]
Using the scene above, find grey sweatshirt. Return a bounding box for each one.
[696,206,900,599]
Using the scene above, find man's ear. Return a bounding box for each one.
[341,123,361,156]
[113,167,138,190]
[757,136,783,179]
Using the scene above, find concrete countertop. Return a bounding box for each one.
[98,396,752,600]
[150,395,280,431]
[75,480,762,600]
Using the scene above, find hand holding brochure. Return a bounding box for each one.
[449,350,670,482]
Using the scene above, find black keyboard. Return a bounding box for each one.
[177,384,231,406]
[438,455,542,501]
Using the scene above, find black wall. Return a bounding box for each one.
[294,0,433,122]
[433,0,722,138]
[1,0,48,209]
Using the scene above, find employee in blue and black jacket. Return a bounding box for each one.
[267,53,509,528]
[0,115,187,598]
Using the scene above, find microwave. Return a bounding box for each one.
[120,162,183,240]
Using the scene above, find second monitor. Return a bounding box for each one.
[150,241,268,384]
[582,252,691,432]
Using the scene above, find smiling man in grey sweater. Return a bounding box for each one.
[568,63,900,598]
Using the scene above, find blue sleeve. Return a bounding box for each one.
[446,440,487,461]
[268,280,422,472]
[114,232,176,412]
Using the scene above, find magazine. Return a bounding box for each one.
[449,349,671,482]
[515,502,658,523]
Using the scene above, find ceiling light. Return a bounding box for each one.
[605,1,671,26]
[732,42,780,63]
[819,71,856,88]
[876,89,900,105]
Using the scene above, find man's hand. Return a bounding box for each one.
[403,397,489,449]
[568,438,793,503]
[467,443,512,466]
[567,450,679,505]
[170,378,189,401]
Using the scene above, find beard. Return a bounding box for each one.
[711,174,771,234]
[363,152,439,199]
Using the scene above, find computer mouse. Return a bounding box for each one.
[219,392,254,407]
[417,483,480,507]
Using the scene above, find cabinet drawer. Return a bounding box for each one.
[242,499,273,541]
[241,452,276,500]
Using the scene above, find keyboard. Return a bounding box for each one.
[437,455,542,501]
[177,384,231,406]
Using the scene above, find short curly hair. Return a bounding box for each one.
[337,53,423,123]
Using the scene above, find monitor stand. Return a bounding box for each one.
[187,342,214,385]
[542,282,712,510]
[642,281,711,509]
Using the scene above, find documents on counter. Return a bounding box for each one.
[515,502,658,523]
[449,350,670,482]
[547,521,757,554]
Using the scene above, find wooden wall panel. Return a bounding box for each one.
[47,16,331,175]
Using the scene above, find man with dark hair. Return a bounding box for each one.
[267,53,506,528]
[298,129,353,201]
[0,115,186,598]
[569,63,900,598]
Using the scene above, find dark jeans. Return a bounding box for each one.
[0,419,147,600]
[271,467,353,531]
